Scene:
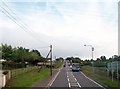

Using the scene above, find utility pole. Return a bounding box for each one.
[45,45,52,76]
[50,45,52,76]
[116,61,120,89]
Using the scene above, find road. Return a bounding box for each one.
[49,62,105,88]
[50,67,68,87]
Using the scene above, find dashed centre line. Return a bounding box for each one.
[66,68,81,88]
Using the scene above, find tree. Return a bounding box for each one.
[96,58,100,61]
[100,56,106,62]
[66,57,73,62]
[56,57,64,61]
[31,50,41,57]
[72,57,81,63]
[66,57,81,64]
[2,44,13,60]
[118,56,120,61]
[82,59,91,66]
[108,57,113,62]
[112,55,119,61]
[1,44,59,66]
[14,47,26,62]
[0,45,2,58]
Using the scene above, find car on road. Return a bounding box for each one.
[72,66,80,72]
[63,64,66,67]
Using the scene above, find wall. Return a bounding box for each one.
[0,74,6,88]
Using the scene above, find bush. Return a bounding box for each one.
[3,70,8,75]
[2,61,26,69]
[93,62,107,67]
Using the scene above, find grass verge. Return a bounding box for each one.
[6,67,50,88]
[81,66,120,89]
[53,61,63,69]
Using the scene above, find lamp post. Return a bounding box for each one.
[84,45,94,72]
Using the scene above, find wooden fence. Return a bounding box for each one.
[11,66,37,78]
[1,66,37,87]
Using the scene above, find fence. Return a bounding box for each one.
[11,66,37,78]
[90,65,120,81]
[107,61,120,81]
[107,61,120,71]
[94,67,108,77]
[1,66,37,87]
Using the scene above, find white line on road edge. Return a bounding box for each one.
[47,69,61,87]
[81,72,105,89]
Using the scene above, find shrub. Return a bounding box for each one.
[3,70,8,75]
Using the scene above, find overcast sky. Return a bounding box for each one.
[0,0,119,60]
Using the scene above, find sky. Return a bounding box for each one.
[0,0,119,60]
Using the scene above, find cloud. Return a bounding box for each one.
[0,1,118,59]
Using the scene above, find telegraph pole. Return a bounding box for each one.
[50,45,52,76]
[45,45,52,76]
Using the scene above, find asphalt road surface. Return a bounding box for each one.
[49,62,105,89]
[50,67,68,87]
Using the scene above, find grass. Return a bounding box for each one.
[81,66,120,89]
[6,67,50,88]
[53,61,63,69]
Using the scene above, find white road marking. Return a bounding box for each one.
[81,72,105,89]
[77,82,81,87]
[68,83,71,87]
[74,78,77,81]
[66,64,82,88]
[67,72,68,74]
[67,71,81,88]
[47,69,61,87]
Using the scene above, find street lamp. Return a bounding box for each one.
[84,45,94,72]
